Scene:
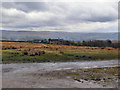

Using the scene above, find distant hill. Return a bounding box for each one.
[1,30,118,41]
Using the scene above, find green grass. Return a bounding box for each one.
[64,51,118,60]
[2,49,118,64]
[2,50,70,63]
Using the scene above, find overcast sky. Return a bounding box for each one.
[1,0,119,32]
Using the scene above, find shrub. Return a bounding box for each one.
[20,50,28,55]
[56,48,58,50]
[2,46,7,50]
[60,51,64,54]
[27,50,45,56]
[101,47,105,49]
[38,51,45,56]
[28,52,35,56]
[11,47,17,49]
[17,49,22,51]
[20,46,23,48]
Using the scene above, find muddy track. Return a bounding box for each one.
[2,60,119,88]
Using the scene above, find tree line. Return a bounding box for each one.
[1,39,119,48]
[42,39,119,48]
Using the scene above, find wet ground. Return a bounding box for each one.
[2,60,119,88]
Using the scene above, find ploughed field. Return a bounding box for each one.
[1,42,118,64]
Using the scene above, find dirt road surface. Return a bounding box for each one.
[2,60,118,88]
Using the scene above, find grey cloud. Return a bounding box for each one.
[87,16,117,22]
[2,2,49,12]
[1,1,118,32]
[65,3,117,23]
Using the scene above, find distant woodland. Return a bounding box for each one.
[2,39,119,48]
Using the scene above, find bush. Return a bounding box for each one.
[11,47,17,49]
[20,50,28,55]
[26,50,46,56]
[38,51,45,56]
[60,51,64,54]
[101,47,105,49]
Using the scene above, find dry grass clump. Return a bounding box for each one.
[28,50,45,56]
[105,47,114,50]
[101,47,105,49]
[20,50,28,55]
[20,49,45,56]
[60,51,64,54]
[2,46,17,50]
